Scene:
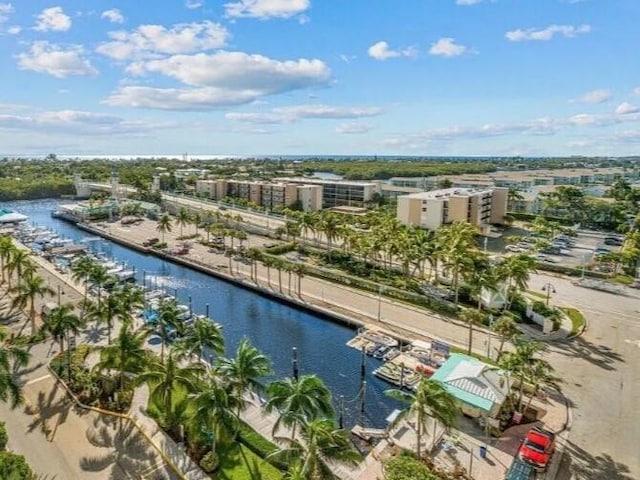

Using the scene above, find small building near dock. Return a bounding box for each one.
[431,353,509,418]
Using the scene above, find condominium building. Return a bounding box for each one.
[195,179,322,212]
[397,187,508,232]
[274,177,377,207]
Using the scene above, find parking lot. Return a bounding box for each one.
[484,227,622,268]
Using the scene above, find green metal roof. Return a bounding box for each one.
[431,353,495,412]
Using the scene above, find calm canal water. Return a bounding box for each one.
[9,199,400,428]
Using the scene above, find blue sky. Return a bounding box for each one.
[0,0,639,157]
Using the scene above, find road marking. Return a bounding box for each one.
[25,374,52,385]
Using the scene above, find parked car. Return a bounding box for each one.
[539,246,561,255]
[505,459,536,480]
[604,236,623,246]
[506,245,523,253]
[142,237,159,247]
[518,427,556,471]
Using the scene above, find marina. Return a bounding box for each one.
[5,199,403,428]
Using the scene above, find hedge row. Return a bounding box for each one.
[536,262,609,279]
[237,421,288,471]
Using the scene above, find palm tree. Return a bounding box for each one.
[70,255,96,302]
[156,213,173,243]
[5,249,33,289]
[190,369,241,452]
[176,207,191,237]
[174,317,225,364]
[0,236,15,284]
[42,303,82,353]
[385,377,459,458]
[88,264,114,308]
[523,360,559,415]
[440,222,477,304]
[270,418,360,480]
[265,374,335,441]
[94,323,148,393]
[137,349,204,438]
[460,308,485,356]
[85,293,120,344]
[0,327,30,407]
[262,256,275,288]
[499,253,537,308]
[492,313,520,359]
[293,264,306,298]
[155,298,186,360]
[218,338,272,413]
[12,274,54,336]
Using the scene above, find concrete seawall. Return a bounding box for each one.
[74,221,371,335]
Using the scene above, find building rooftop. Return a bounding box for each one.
[431,353,509,413]
[274,176,377,187]
[401,187,496,200]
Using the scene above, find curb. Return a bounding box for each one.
[47,362,192,480]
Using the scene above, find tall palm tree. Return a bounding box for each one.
[0,327,30,407]
[137,349,204,438]
[94,323,148,393]
[155,298,186,360]
[293,263,306,297]
[523,360,559,415]
[385,377,459,458]
[85,293,120,344]
[440,222,477,304]
[70,255,96,302]
[492,313,520,359]
[156,213,173,243]
[265,375,335,441]
[218,338,272,413]
[460,308,485,356]
[112,283,144,327]
[270,418,359,480]
[12,274,54,336]
[88,264,114,308]
[499,253,537,308]
[0,236,15,284]
[5,249,33,289]
[176,207,191,237]
[174,317,225,364]
[42,303,82,353]
[190,369,241,452]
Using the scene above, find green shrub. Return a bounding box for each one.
[237,422,288,470]
[0,451,35,480]
[0,422,7,451]
[199,450,220,473]
[384,455,439,480]
[264,242,296,255]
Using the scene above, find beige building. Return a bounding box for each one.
[195,179,322,212]
[397,187,508,232]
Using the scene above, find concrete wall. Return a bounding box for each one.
[490,187,508,224]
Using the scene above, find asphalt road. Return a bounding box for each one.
[526,274,640,480]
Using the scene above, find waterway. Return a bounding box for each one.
[9,199,400,428]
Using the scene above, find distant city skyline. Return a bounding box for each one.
[0,0,638,156]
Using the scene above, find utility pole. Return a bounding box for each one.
[359,380,367,426]
[292,347,299,381]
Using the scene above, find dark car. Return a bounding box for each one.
[518,427,555,471]
[505,459,536,480]
[604,237,623,246]
[142,237,159,246]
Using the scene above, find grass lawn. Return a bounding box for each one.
[215,443,282,480]
[526,290,547,300]
[560,307,586,336]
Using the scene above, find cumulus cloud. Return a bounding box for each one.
[0,3,13,23]
[428,38,469,57]
[185,0,203,8]
[336,122,372,134]
[34,6,71,32]
[7,25,20,34]
[225,0,310,19]
[227,104,382,124]
[96,21,229,60]
[616,102,639,115]
[367,41,417,60]
[101,9,124,24]
[570,88,612,104]
[506,24,590,42]
[16,41,97,78]
[104,86,261,110]
[0,109,169,136]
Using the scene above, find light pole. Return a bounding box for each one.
[377,285,383,322]
[542,282,556,306]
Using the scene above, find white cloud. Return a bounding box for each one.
[185,0,204,8]
[633,87,640,96]
[336,122,372,134]
[0,109,169,136]
[7,25,20,34]
[429,38,469,57]
[34,6,72,32]
[505,24,590,42]
[456,0,485,5]
[616,102,639,115]
[16,41,97,78]
[101,9,124,24]
[571,88,612,104]
[224,0,310,19]
[227,104,382,124]
[96,21,229,60]
[367,41,417,60]
[0,3,13,23]
[127,51,330,91]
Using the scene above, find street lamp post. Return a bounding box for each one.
[542,282,556,306]
[377,285,383,322]
[486,314,494,359]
